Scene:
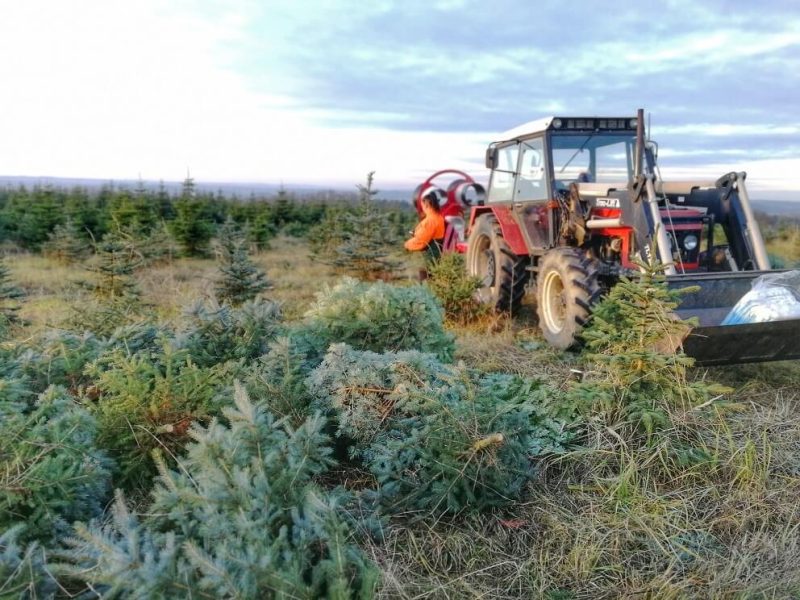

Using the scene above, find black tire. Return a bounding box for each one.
[536,248,601,350]
[465,214,528,312]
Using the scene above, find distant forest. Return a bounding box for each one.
[0,177,415,255]
[0,176,795,262]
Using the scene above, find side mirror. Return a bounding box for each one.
[485,146,497,169]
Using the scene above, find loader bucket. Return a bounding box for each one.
[667,272,800,366]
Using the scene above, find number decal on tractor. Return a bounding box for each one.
[595,197,620,208]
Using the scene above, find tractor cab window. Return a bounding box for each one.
[551,133,635,190]
[487,137,548,203]
[515,137,547,201]
[487,144,519,202]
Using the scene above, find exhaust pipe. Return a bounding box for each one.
[634,108,644,178]
[635,108,676,275]
[645,177,677,275]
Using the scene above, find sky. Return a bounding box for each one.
[1,0,800,199]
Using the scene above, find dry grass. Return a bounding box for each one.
[8,236,423,331]
[367,389,800,599]
[252,236,345,319]
[454,326,579,385]
[137,237,346,322]
[6,254,81,296]
[7,254,83,334]
[137,257,218,321]
[765,227,800,266]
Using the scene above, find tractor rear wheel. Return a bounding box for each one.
[536,248,601,349]
[466,214,528,312]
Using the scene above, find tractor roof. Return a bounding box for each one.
[494,116,638,144]
[497,117,555,142]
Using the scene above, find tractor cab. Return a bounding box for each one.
[482,117,717,274]
[485,117,638,202]
[483,117,645,259]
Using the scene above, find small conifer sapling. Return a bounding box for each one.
[214,218,270,306]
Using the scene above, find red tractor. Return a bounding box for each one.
[415,109,800,365]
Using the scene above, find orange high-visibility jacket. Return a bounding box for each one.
[404,206,445,251]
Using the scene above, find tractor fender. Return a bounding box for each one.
[467,205,528,256]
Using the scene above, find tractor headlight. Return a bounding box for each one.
[683,234,699,251]
[552,118,563,129]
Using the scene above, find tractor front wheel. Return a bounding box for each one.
[466,214,528,312]
[536,248,601,350]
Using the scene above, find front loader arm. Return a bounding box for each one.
[714,172,770,271]
[625,171,677,274]
[624,109,678,273]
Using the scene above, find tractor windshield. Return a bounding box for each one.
[550,133,635,188]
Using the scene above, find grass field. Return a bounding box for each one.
[5,236,800,599]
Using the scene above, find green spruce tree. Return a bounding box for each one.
[71,230,144,335]
[87,231,142,301]
[43,219,89,264]
[66,186,104,241]
[272,185,294,229]
[108,189,142,234]
[17,185,63,250]
[140,220,178,266]
[170,174,214,257]
[426,252,488,325]
[574,255,728,437]
[0,386,113,541]
[155,180,175,220]
[0,528,57,598]
[0,259,24,335]
[308,204,348,260]
[60,385,378,599]
[330,172,400,280]
[308,344,571,515]
[248,205,276,250]
[215,218,270,306]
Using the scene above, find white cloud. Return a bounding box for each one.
[0,3,306,180]
[656,123,800,136]
[659,157,800,197]
[624,28,800,66]
[0,0,493,187]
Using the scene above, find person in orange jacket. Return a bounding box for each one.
[404,188,445,263]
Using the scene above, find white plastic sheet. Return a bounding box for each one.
[722,270,800,325]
